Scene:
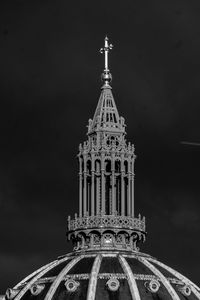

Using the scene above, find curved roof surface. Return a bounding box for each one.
[5,250,200,300]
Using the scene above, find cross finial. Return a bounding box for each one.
[100,36,113,86]
[100,36,113,71]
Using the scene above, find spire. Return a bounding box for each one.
[88,37,124,135]
[100,36,113,87]
[88,87,125,134]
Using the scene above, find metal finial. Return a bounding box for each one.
[100,36,113,86]
[100,36,113,71]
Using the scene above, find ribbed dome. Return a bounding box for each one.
[6,250,200,300]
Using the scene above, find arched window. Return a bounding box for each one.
[95,160,101,173]
[124,177,128,216]
[105,160,111,215]
[87,160,91,175]
[124,160,128,174]
[105,159,111,173]
[115,160,121,173]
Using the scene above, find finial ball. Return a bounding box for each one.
[101,70,112,83]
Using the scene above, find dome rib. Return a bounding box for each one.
[86,254,102,300]
[13,260,57,290]
[119,255,141,300]
[14,256,71,300]
[139,257,180,300]
[44,256,83,300]
[148,258,200,298]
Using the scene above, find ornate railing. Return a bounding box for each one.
[67,214,146,232]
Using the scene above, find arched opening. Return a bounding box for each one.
[95,160,101,173]
[115,160,121,173]
[124,177,128,216]
[105,159,111,215]
[115,160,121,215]
[86,160,91,214]
[102,232,114,247]
[95,159,101,214]
[87,160,91,175]
[124,160,128,174]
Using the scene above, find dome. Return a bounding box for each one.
[3,37,200,300]
[5,250,200,300]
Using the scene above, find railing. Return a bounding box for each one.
[67,214,146,232]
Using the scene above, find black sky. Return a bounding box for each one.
[1,0,200,293]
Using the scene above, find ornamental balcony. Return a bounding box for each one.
[67,214,146,232]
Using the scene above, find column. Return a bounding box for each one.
[79,157,83,217]
[127,159,131,216]
[131,161,134,217]
[87,176,90,215]
[121,157,125,216]
[83,156,87,216]
[96,161,100,215]
[91,155,95,216]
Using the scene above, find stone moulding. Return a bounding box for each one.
[14,274,186,288]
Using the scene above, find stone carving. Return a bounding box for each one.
[177,285,191,296]
[106,278,120,291]
[145,280,160,293]
[30,284,45,296]
[64,280,80,292]
[5,289,19,300]
[68,215,145,232]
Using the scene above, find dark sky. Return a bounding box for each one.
[1,0,200,293]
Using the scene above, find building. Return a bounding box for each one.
[3,37,200,300]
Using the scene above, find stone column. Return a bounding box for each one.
[127,159,131,216]
[79,157,83,217]
[131,154,135,217]
[131,172,134,217]
[96,161,100,215]
[121,156,125,216]
[83,155,87,216]
[91,155,95,216]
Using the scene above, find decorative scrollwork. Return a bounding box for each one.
[177,285,191,296]
[30,284,45,296]
[106,278,120,291]
[68,215,145,232]
[5,289,19,300]
[65,280,80,292]
[103,234,113,246]
[145,280,160,293]
[116,234,123,244]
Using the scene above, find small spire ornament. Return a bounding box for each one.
[100,36,113,86]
